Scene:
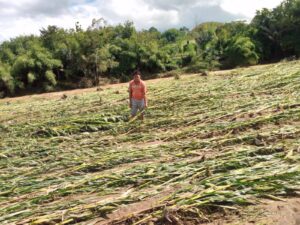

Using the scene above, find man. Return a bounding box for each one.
[129,71,147,120]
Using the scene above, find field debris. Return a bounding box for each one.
[0,61,299,224]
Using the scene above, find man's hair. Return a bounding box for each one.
[133,69,141,76]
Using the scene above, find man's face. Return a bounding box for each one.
[134,74,141,82]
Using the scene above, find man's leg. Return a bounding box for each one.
[139,112,144,121]
[131,99,138,119]
[138,99,145,121]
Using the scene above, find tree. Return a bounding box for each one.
[162,28,183,43]
[223,36,259,68]
[114,21,136,39]
[10,41,62,92]
[252,0,300,60]
[93,45,119,84]
[0,63,14,96]
[252,8,283,60]
[192,22,223,50]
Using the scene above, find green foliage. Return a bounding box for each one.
[162,28,184,43]
[252,0,300,60]
[45,70,57,86]
[0,63,15,95]
[27,72,36,84]
[0,47,15,64]
[114,20,136,39]
[223,36,259,68]
[43,83,55,92]
[2,38,62,95]
[192,22,223,50]
[0,2,299,98]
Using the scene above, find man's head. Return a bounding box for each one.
[133,70,141,82]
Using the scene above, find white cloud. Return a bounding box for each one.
[220,0,283,18]
[0,0,284,42]
[93,0,180,29]
[92,0,241,30]
[0,1,100,40]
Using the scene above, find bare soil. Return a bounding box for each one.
[204,198,300,225]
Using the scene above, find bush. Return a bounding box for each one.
[0,64,15,95]
[45,70,57,86]
[109,77,119,84]
[120,74,130,83]
[27,72,36,84]
[43,83,55,92]
[78,77,94,88]
[174,73,181,80]
[185,61,209,73]
[159,70,180,78]
[165,61,180,71]
[222,36,259,68]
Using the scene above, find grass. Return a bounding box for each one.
[0,61,300,224]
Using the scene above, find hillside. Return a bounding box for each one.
[0,61,300,224]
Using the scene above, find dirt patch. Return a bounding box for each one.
[0,75,180,103]
[86,187,176,225]
[88,197,300,225]
[203,198,300,225]
[257,198,300,225]
[134,140,165,148]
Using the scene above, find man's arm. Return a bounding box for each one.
[129,83,132,108]
[143,83,148,108]
[144,95,148,108]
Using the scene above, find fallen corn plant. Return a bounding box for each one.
[0,61,299,224]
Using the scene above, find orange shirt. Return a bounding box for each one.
[129,80,146,100]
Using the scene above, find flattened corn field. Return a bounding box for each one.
[1,61,300,225]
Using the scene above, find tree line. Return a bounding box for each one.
[0,0,299,97]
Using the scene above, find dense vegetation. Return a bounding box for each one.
[0,0,300,97]
[0,60,299,224]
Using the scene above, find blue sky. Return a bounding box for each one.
[0,0,283,41]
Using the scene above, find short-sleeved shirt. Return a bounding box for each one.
[129,80,146,100]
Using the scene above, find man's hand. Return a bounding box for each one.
[129,101,132,108]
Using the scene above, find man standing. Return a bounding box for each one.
[129,71,147,120]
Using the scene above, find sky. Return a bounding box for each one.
[0,0,284,41]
